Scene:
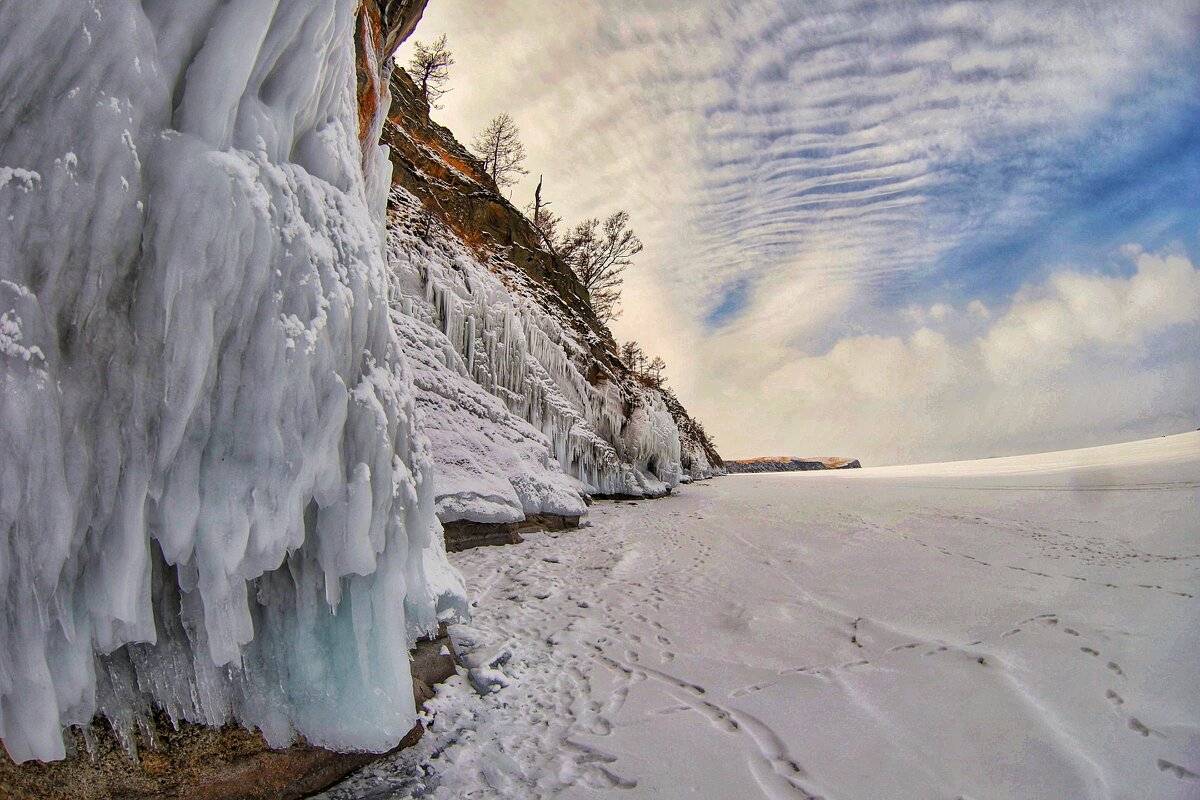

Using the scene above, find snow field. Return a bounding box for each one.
[322,433,1200,799]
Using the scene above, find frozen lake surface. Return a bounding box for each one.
[322,433,1200,799]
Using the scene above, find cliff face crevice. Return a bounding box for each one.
[355,0,431,149]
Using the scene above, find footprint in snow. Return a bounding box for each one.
[1157,759,1200,781]
[1127,717,1165,739]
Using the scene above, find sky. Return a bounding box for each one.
[398,0,1200,465]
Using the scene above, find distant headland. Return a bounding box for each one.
[725,457,862,474]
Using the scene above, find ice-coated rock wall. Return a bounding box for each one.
[391,306,587,525]
[387,190,684,502]
[0,0,463,764]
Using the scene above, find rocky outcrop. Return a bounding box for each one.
[443,514,582,552]
[383,68,622,379]
[660,387,725,479]
[726,457,862,474]
[355,1,431,149]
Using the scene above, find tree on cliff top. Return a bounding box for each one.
[560,211,643,322]
[621,342,667,388]
[472,113,528,189]
[407,34,454,108]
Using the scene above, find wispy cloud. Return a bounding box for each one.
[402,0,1200,462]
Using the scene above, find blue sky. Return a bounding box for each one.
[403,0,1200,464]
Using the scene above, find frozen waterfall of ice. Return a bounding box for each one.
[0,0,465,764]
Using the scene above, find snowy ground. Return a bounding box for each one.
[320,433,1200,800]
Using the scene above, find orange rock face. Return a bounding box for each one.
[355,0,432,154]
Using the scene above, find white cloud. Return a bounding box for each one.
[982,253,1200,381]
[718,250,1200,464]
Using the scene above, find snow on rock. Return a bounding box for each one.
[0,0,463,764]
[386,189,684,504]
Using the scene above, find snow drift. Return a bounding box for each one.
[0,0,463,764]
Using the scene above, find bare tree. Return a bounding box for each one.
[407,34,454,108]
[472,113,528,189]
[525,176,562,253]
[560,211,643,322]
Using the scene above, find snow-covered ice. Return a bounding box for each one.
[320,432,1200,799]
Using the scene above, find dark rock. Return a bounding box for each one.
[443,514,582,552]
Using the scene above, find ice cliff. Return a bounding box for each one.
[0,0,719,767]
[0,0,466,764]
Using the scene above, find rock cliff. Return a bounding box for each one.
[0,0,456,780]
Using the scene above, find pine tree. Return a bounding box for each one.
[620,341,647,374]
[560,211,643,322]
[406,34,454,108]
[646,356,667,387]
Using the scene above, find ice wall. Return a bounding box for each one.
[387,190,684,502]
[392,308,587,524]
[0,0,463,764]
